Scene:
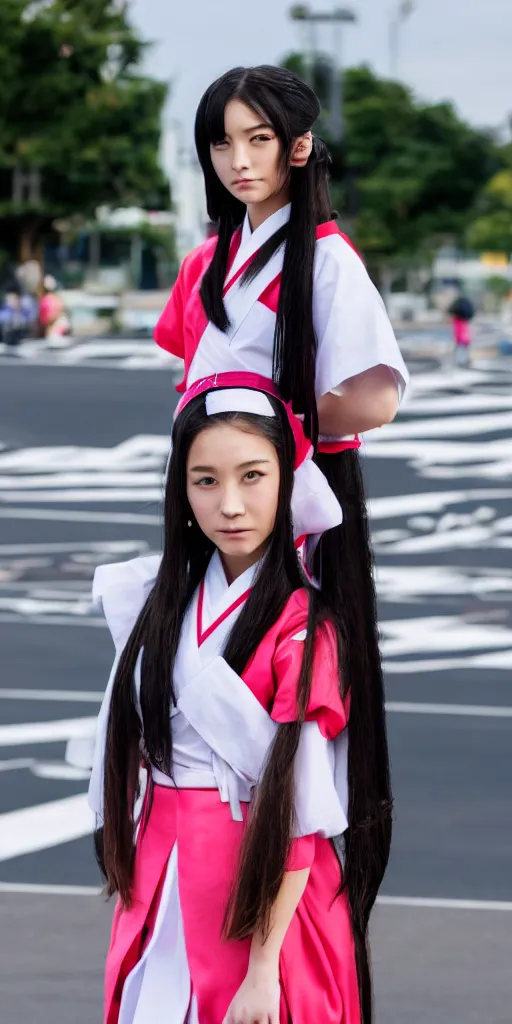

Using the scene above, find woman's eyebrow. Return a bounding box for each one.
[237,459,271,469]
[189,459,270,472]
[243,122,273,133]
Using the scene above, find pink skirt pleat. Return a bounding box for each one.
[105,785,360,1024]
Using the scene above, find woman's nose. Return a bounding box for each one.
[220,486,245,518]
[231,143,250,173]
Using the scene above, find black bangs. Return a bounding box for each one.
[194,65,321,189]
[196,69,245,148]
[195,64,320,145]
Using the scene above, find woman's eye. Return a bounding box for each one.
[197,476,216,486]
[212,139,228,149]
[251,134,272,143]
[244,470,263,482]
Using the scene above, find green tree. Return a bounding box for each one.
[466,145,512,254]
[282,57,498,273]
[0,0,170,263]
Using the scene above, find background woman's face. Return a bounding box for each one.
[210,99,287,206]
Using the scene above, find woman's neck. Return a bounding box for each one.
[219,544,267,585]
[246,188,291,232]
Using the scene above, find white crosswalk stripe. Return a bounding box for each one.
[0,336,182,370]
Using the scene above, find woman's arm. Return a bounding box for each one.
[317,363,400,436]
[249,867,310,968]
[223,868,310,1024]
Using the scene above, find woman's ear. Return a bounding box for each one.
[290,131,313,168]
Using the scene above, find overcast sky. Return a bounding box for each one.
[130,0,512,146]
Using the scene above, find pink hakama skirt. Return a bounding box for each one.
[105,785,360,1024]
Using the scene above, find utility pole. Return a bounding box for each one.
[290,5,357,144]
[389,1,415,80]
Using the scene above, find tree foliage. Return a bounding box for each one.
[0,0,170,259]
[283,56,499,266]
[466,145,512,253]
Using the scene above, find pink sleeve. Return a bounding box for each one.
[271,614,348,741]
[154,262,185,356]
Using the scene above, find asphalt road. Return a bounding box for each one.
[0,338,511,1022]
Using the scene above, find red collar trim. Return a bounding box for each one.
[196,578,251,647]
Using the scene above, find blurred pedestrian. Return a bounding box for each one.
[39,274,70,344]
[0,266,24,348]
[448,293,475,367]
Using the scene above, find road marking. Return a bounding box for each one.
[0,758,36,772]
[0,507,160,525]
[0,882,102,896]
[369,410,512,440]
[0,794,94,861]
[0,758,90,780]
[384,650,512,672]
[0,355,180,372]
[0,688,103,702]
[377,896,512,912]
[0,716,97,746]
[381,615,512,659]
[369,489,512,520]
[386,701,512,718]
[0,613,106,628]
[0,541,144,555]
[1,488,161,503]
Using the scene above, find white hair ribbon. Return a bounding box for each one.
[205,388,275,418]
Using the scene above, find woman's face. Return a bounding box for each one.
[186,418,280,580]
[210,99,287,207]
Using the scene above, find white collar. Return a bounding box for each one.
[201,549,260,631]
[227,203,291,284]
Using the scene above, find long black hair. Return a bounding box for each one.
[194,65,392,1022]
[101,392,309,905]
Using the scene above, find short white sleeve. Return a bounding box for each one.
[292,722,348,839]
[313,234,409,399]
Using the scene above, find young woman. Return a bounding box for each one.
[88,375,391,1024]
[155,64,408,438]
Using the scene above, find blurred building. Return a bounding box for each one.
[161,121,207,261]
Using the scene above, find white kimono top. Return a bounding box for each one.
[154,204,409,401]
[87,551,348,837]
[75,552,351,1024]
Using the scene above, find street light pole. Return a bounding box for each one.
[389,1,415,80]
[290,6,357,145]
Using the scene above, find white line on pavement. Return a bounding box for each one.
[0,794,94,861]
[0,882,101,895]
[0,716,97,746]
[386,701,512,718]
[0,614,107,627]
[0,688,103,702]
[377,896,512,912]
[0,507,160,525]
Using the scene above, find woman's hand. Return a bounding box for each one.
[223,867,309,1023]
[222,962,280,1024]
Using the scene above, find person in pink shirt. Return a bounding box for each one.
[39,275,69,339]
